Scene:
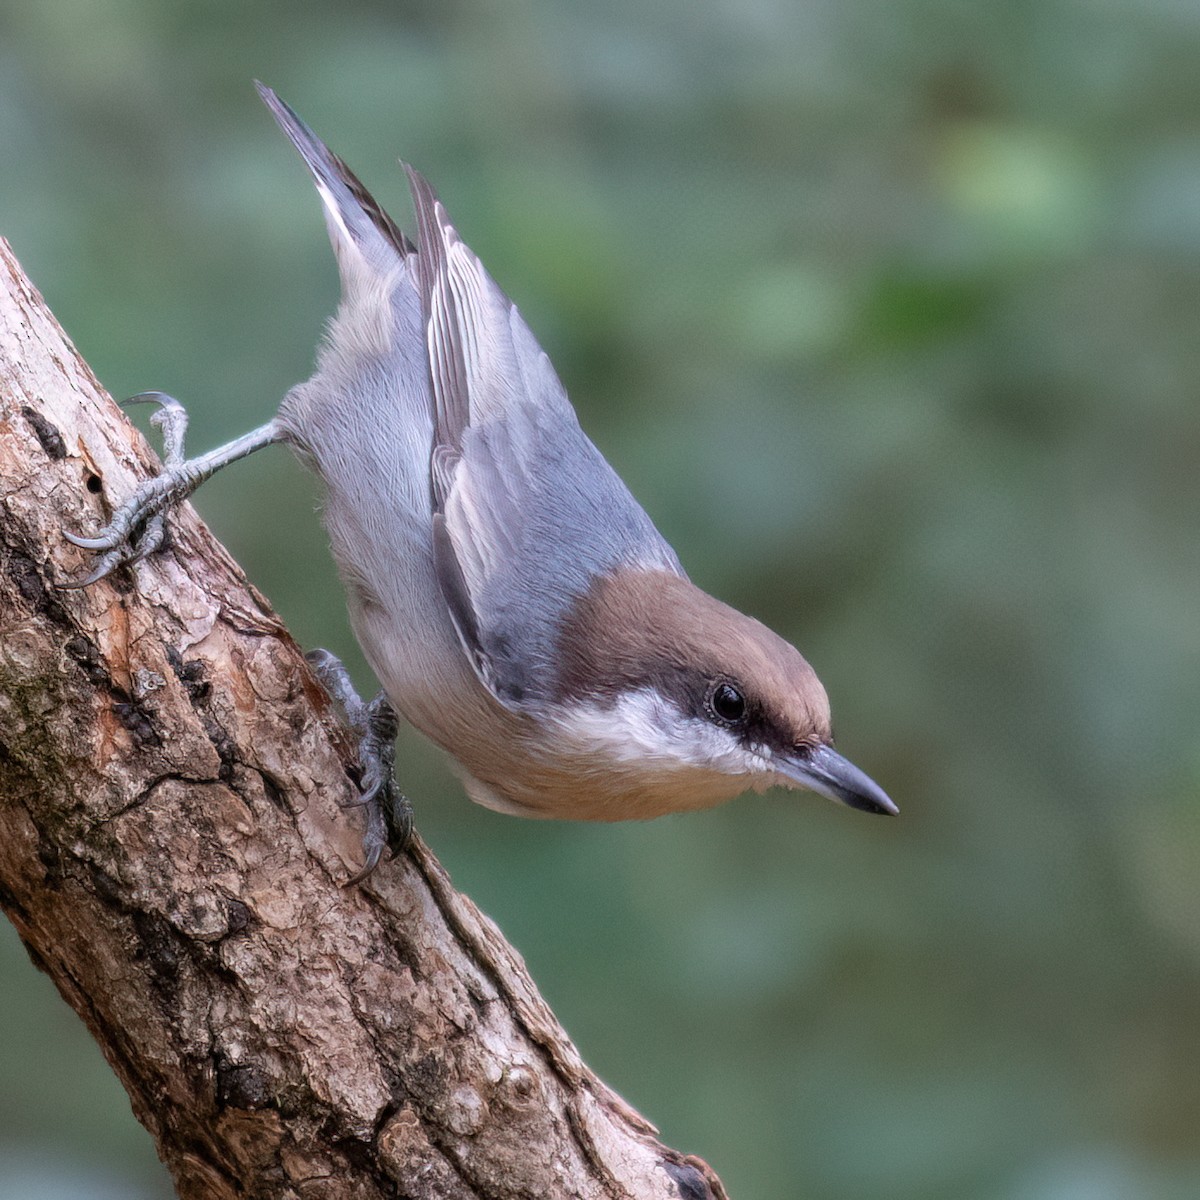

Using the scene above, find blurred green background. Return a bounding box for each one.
[2,1,1199,1198]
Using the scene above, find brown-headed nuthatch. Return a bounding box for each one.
[66,84,897,878]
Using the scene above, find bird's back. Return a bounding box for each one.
[258,86,703,817]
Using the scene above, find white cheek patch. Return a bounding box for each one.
[551,689,774,780]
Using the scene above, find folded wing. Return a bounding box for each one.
[405,167,684,709]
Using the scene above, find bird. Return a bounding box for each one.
[66,83,896,877]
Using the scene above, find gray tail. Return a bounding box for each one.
[255,81,414,265]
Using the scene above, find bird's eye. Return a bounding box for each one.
[709,681,747,726]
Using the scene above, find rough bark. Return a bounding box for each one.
[0,239,728,1200]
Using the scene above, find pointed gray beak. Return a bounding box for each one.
[776,744,898,816]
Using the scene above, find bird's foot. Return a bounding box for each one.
[62,393,282,587]
[62,393,196,586]
[307,649,413,883]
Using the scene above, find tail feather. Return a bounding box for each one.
[255,81,413,271]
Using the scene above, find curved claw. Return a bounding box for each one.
[59,549,128,589]
[336,766,387,811]
[344,840,386,887]
[123,390,182,410]
[344,800,389,885]
[60,529,161,588]
[62,527,121,550]
[63,501,167,586]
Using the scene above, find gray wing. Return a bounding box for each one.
[405,166,685,709]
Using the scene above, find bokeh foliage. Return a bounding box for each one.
[2,1,1199,1197]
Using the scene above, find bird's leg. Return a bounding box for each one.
[306,649,413,883]
[63,391,285,587]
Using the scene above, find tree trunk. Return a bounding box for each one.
[0,239,728,1200]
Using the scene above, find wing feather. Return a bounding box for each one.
[405,166,685,708]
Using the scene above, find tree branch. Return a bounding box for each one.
[0,239,728,1200]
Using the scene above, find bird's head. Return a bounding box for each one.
[548,569,896,819]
